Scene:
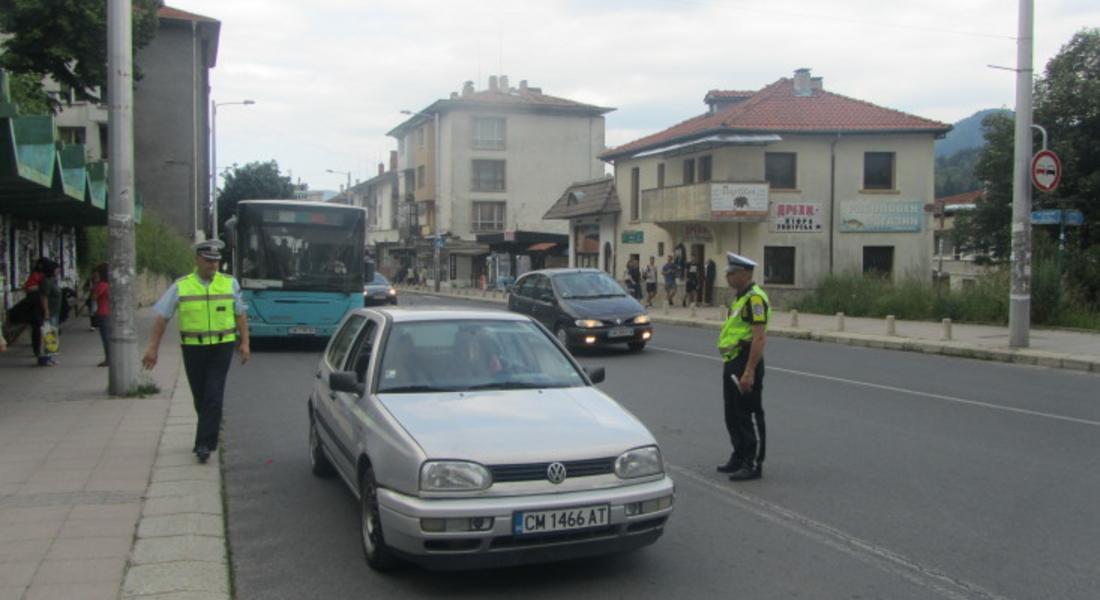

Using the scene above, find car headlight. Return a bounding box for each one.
[574,319,602,328]
[388,287,397,296]
[614,446,663,479]
[633,315,651,324]
[420,461,492,491]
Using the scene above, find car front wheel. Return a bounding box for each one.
[308,412,335,477]
[360,466,399,571]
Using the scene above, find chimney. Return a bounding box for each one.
[500,75,509,91]
[378,162,384,177]
[519,79,528,93]
[450,92,458,100]
[389,150,398,172]
[811,76,823,92]
[793,68,813,97]
[488,75,499,91]
[462,80,474,97]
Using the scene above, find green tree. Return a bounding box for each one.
[935,146,982,198]
[0,0,162,113]
[216,161,296,236]
[952,112,1015,260]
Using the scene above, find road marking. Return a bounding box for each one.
[667,464,1012,600]
[650,345,1100,428]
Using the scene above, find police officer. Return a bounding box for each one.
[715,252,770,481]
[142,240,250,463]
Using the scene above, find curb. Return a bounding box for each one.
[400,286,1100,374]
[121,369,231,600]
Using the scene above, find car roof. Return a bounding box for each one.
[351,307,529,323]
[520,268,606,277]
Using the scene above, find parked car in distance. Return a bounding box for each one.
[309,308,674,571]
[364,272,397,306]
[508,268,653,351]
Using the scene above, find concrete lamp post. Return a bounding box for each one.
[326,169,353,204]
[400,109,442,292]
[211,99,255,240]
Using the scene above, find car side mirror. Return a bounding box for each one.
[584,367,606,384]
[330,371,364,395]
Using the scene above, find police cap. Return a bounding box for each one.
[193,239,225,261]
[725,252,757,273]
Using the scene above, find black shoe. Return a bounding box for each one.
[728,464,761,481]
[716,460,741,474]
[196,446,210,464]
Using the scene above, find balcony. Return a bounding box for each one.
[640,181,769,224]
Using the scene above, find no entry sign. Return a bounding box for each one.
[1030,150,1062,193]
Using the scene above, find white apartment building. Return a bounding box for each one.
[386,75,612,287]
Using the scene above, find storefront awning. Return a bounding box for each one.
[527,242,557,252]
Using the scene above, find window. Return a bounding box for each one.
[657,241,665,256]
[347,320,379,384]
[657,163,665,188]
[58,127,85,146]
[765,152,797,189]
[417,126,425,147]
[863,246,894,277]
[683,158,695,185]
[699,155,713,182]
[630,167,640,221]
[472,117,505,150]
[472,160,506,192]
[327,315,366,369]
[472,201,506,232]
[864,152,895,190]
[764,246,795,285]
[417,165,425,189]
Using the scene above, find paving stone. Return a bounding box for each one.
[0,561,38,589]
[122,562,229,596]
[45,536,132,560]
[137,514,223,539]
[152,466,220,484]
[147,480,220,499]
[57,517,136,539]
[131,535,226,565]
[68,503,142,522]
[0,520,63,542]
[122,591,227,600]
[0,506,70,525]
[30,557,126,584]
[23,582,118,600]
[142,494,223,518]
[0,538,51,562]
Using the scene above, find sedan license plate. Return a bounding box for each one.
[514,504,610,535]
[288,327,317,335]
[608,326,634,338]
[373,292,389,299]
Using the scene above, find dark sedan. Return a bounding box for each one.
[508,268,653,351]
[363,272,398,306]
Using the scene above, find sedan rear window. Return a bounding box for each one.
[553,271,627,299]
[378,320,586,393]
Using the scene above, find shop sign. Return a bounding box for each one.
[770,202,823,233]
[683,224,714,243]
[621,230,644,244]
[839,199,923,233]
[710,182,769,219]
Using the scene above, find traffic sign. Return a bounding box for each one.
[1031,209,1062,225]
[1064,209,1084,226]
[1030,150,1062,193]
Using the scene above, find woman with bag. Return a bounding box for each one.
[37,259,62,366]
[91,263,110,366]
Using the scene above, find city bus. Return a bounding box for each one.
[227,200,367,340]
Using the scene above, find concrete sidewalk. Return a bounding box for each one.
[403,284,1100,373]
[0,310,230,600]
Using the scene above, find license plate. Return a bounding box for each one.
[514,504,610,535]
[288,327,317,335]
[373,292,388,299]
[608,326,633,338]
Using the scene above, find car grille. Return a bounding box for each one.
[488,457,615,483]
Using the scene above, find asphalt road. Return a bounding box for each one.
[221,293,1100,600]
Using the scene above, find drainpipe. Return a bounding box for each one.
[829,133,841,275]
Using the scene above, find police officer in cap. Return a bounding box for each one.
[716,252,770,481]
[142,239,250,463]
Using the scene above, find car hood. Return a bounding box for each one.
[377,387,656,463]
[364,284,392,293]
[560,296,644,321]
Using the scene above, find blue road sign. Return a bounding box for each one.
[1064,210,1084,226]
[1031,209,1062,225]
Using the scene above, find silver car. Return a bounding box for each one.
[308,307,675,571]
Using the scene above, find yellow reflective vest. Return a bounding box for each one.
[177,271,238,345]
[717,283,770,362]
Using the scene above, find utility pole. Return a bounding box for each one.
[107,0,138,394]
[1009,0,1033,348]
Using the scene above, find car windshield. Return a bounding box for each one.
[377,319,586,393]
[368,273,390,286]
[554,271,627,299]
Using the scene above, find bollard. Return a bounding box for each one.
[886,315,896,336]
[942,318,952,341]
[790,309,799,328]
[836,312,845,332]
[689,302,697,318]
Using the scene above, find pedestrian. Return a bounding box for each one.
[661,255,677,307]
[628,258,643,300]
[716,252,770,481]
[623,259,637,299]
[684,262,698,307]
[642,256,658,308]
[91,263,110,367]
[704,258,717,306]
[24,258,60,366]
[142,240,251,464]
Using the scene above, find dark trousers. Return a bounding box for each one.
[182,342,235,452]
[722,353,766,468]
[93,315,109,360]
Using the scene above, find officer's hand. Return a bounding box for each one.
[142,347,157,370]
[739,372,755,392]
[238,343,251,365]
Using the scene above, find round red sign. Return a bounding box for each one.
[1031,150,1062,193]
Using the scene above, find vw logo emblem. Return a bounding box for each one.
[615,318,622,325]
[546,462,567,484]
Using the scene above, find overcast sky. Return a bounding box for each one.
[167,0,1099,193]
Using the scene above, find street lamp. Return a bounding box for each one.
[211,99,255,239]
[400,109,442,291]
[326,169,352,204]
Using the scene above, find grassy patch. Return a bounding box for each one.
[79,213,193,279]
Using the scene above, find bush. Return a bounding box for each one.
[79,214,193,279]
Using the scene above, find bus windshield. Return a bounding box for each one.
[237,205,364,293]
